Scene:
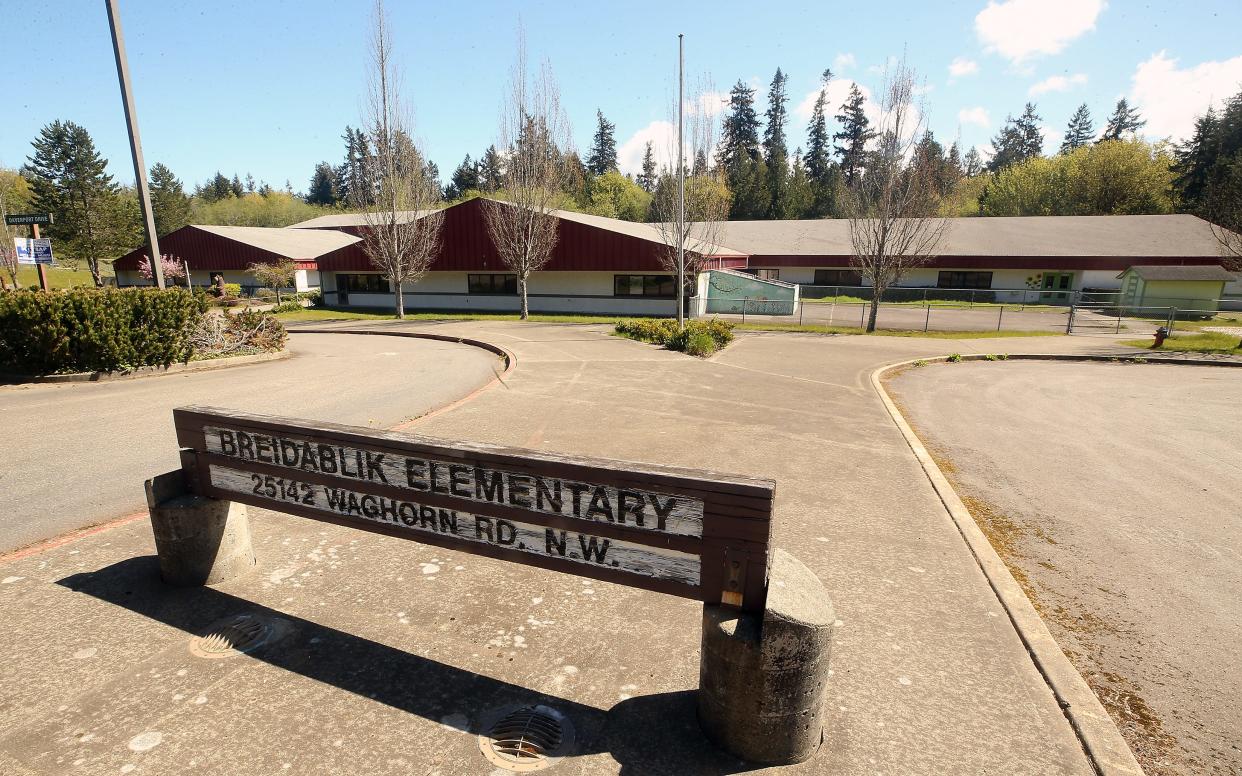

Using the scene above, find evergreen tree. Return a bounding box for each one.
[716,80,762,169]
[762,68,790,219]
[1061,103,1095,153]
[784,149,813,218]
[637,141,657,192]
[915,131,958,196]
[963,147,983,176]
[834,83,872,185]
[562,150,590,206]
[805,71,833,184]
[1099,98,1145,142]
[244,173,256,193]
[230,174,244,198]
[1173,108,1220,209]
[947,142,963,177]
[477,145,504,191]
[445,154,479,200]
[692,149,709,176]
[306,162,339,206]
[988,103,1043,172]
[195,172,233,203]
[148,162,190,236]
[586,110,618,175]
[23,120,135,285]
[336,126,373,205]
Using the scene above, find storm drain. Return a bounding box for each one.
[188,613,279,659]
[478,704,574,772]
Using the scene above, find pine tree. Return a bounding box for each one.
[963,147,983,177]
[692,149,709,176]
[988,104,1043,172]
[336,126,373,205]
[586,110,618,176]
[805,71,833,184]
[947,142,963,177]
[230,174,244,198]
[148,162,190,236]
[306,162,339,206]
[445,154,479,200]
[762,68,790,219]
[23,119,136,286]
[834,83,872,185]
[477,145,504,191]
[1100,98,1146,142]
[244,173,256,193]
[1173,109,1219,209]
[637,141,657,193]
[717,80,762,169]
[784,149,813,218]
[1061,103,1095,153]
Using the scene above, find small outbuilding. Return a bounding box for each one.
[1115,264,1236,314]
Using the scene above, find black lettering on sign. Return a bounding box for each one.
[206,464,700,586]
[203,425,707,538]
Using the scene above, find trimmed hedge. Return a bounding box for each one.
[0,288,209,374]
[614,318,734,355]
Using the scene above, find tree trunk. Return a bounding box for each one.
[866,297,880,333]
[275,287,282,305]
[519,276,529,320]
[395,279,405,319]
[89,257,103,288]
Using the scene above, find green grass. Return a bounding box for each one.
[734,322,1061,339]
[1156,314,1242,331]
[800,295,1065,310]
[1121,331,1242,355]
[275,307,636,325]
[12,266,111,289]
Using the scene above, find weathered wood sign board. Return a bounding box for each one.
[173,406,775,610]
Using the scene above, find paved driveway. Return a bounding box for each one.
[0,324,1136,775]
[888,360,1242,775]
[0,333,503,552]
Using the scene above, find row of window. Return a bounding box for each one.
[338,270,1004,295]
[336,274,679,298]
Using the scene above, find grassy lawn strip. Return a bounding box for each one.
[735,322,1060,339]
[1121,331,1242,355]
[13,266,112,289]
[275,307,627,324]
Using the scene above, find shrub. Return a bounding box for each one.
[946,353,962,363]
[223,283,241,297]
[254,288,277,300]
[0,288,208,374]
[190,309,287,358]
[684,332,717,357]
[272,300,303,314]
[614,318,735,354]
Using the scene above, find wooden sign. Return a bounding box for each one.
[173,406,774,611]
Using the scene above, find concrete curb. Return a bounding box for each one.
[871,354,1146,776]
[288,328,517,430]
[0,349,291,384]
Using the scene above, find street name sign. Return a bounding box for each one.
[14,238,53,265]
[173,406,775,610]
[4,213,53,226]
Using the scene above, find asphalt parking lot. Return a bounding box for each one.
[888,360,1242,775]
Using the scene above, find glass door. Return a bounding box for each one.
[1042,272,1073,301]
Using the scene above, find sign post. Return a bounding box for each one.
[5,214,53,291]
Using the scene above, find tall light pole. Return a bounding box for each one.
[676,33,686,329]
[105,0,164,288]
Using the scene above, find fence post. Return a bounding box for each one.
[924,304,931,332]
[798,299,804,326]
[1115,310,1122,334]
[860,301,866,328]
[997,305,1004,332]
[1168,308,1177,333]
[1066,304,1076,334]
[742,298,748,324]
[969,290,975,308]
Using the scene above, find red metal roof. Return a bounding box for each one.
[748,255,1229,271]
[317,198,703,273]
[113,225,344,271]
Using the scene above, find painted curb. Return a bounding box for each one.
[289,327,515,375]
[0,349,292,384]
[872,354,1146,776]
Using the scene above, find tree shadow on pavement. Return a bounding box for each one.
[57,556,761,775]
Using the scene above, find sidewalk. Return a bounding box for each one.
[0,324,1137,774]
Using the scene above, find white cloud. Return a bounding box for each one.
[833,53,856,72]
[617,120,676,176]
[689,91,728,118]
[1029,73,1088,95]
[949,57,979,79]
[976,0,1106,64]
[1040,124,1064,154]
[1130,51,1242,142]
[794,80,878,124]
[958,106,991,128]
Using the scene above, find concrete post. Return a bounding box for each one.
[144,470,255,586]
[698,549,835,765]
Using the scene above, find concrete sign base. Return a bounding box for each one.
[145,470,255,586]
[698,549,835,764]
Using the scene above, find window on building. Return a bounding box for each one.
[338,274,390,293]
[813,269,863,286]
[468,274,518,295]
[614,275,676,297]
[754,269,780,280]
[937,271,993,289]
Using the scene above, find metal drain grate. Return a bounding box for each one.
[479,705,573,772]
[189,613,275,659]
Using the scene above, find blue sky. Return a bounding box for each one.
[3,0,1241,193]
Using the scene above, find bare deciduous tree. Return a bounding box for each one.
[0,182,19,289]
[651,75,731,326]
[843,58,950,333]
[352,0,444,319]
[482,31,571,320]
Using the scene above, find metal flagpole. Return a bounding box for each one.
[105,0,164,289]
[676,34,686,329]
